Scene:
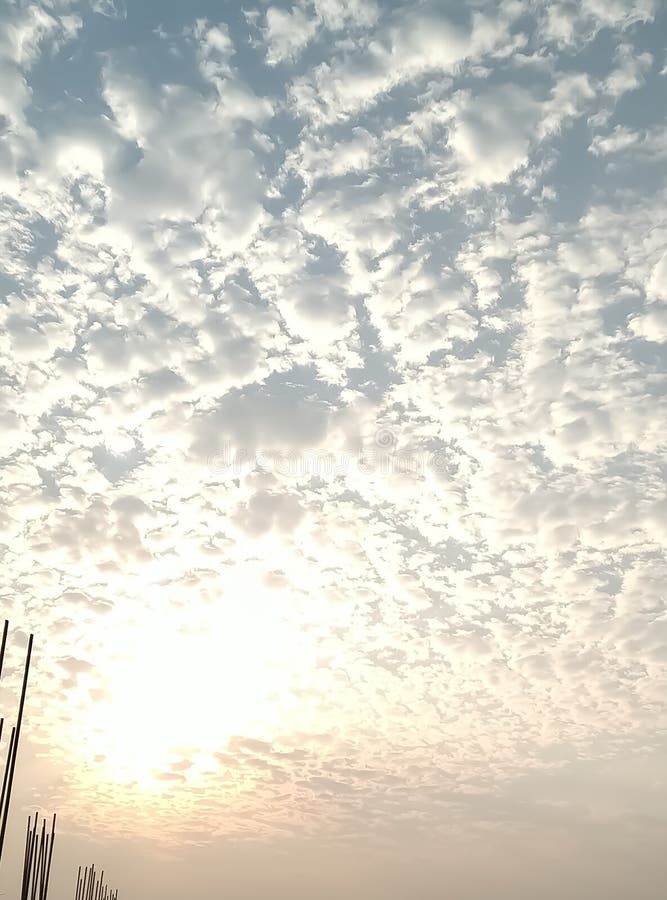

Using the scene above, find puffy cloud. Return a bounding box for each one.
[289,5,517,124]
[447,85,542,187]
[263,0,379,65]
[263,5,320,65]
[646,252,667,300]
[629,304,667,341]
[2,0,667,887]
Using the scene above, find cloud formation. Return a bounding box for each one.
[1,1,666,895]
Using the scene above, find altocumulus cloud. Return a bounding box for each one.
[1,2,667,893]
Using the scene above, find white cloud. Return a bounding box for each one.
[264,5,320,65]
[2,0,667,881]
[289,5,518,124]
[629,304,667,341]
[646,252,667,300]
[447,85,542,187]
[263,0,379,65]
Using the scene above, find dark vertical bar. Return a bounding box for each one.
[38,819,46,899]
[0,620,8,680]
[24,813,38,900]
[0,726,16,831]
[30,814,39,900]
[42,813,56,900]
[75,865,82,900]
[39,822,48,900]
[30,817,43,900]
[0,619,10,870]
[32,816,45,900]
[27,815,37,900]
[21,814,32,900]
[0,633,34,862]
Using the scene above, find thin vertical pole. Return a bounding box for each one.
[0,726,15,827]
[31,816,45,900]
[21,814,33,900]
[0,620,8,680]
[42,813,56,900]
[0,633,33,861]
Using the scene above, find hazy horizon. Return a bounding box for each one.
[1,0,667,897]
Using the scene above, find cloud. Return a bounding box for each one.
[2,0,667,885]
[189,378,334,459]
[232,489,305,536]
[447,85,542,187]
[629,304,667,341]
[262,0,379,65]
[289,5,517,124]
[646,251,667,300]
[264,5,320,65]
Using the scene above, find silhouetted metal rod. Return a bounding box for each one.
[0,620,8,680]
[29,817,41,900]
[38,818,48,900]
[81,866,89,900]
[0,620,8,812]
[74,862,118,900]
[0,725,16,840]
[18,812,56,900]
[0,632,33,863]
[42,813,56,900]
[21,813,34,900]
[32,817,45,900]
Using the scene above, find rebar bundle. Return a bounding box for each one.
[0,619,34,868]
[20,812,56,900]
[74,863,119,900]
[1,620,119,900]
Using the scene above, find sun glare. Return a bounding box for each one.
[78,576,307,788]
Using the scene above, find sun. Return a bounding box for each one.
[77,576,308,789]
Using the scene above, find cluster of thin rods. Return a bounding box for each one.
[0,619,34,868]
[20,812,56,900]
[1,620,119,900]
[75,863,118,900]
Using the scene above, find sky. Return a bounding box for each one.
[0,0,666,897]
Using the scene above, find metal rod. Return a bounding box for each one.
[39,819,49,900]
[0,632,33,861]
[24,813,37,900]
[0,620,8,681]
[31,816,45,900]
[74,862,118,900]
[42,813,56,900]
[0,725,15,829]
[21,814,33,900]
